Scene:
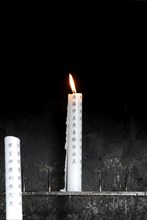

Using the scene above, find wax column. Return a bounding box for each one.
[67,92,82,191]
[4,136,23,220]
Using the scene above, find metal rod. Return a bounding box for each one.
[22,191,147,196]
[1,191,147,196]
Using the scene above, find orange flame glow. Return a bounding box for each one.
[69,73,77,93]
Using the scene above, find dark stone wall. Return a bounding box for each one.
[0,98,147,193]
[0,97,147,219]
[0,194,147,220]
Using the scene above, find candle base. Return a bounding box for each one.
[60,188,66,192]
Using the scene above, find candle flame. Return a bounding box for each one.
[69,73,77,93]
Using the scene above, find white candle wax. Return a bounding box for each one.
[67,93,82,191]
[4,136,23,220]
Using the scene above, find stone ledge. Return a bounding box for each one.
[1,191,147,196]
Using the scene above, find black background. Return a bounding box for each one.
[1,1,147,120]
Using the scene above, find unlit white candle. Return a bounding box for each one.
[4,136,23,220]
[66,93,82,191]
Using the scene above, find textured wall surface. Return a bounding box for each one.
[0,100,147,192]
[0,99,147,219]
[0,194,147,220]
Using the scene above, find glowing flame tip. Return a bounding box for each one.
[69,73,76,93]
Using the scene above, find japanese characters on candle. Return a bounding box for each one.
[63,74,82,192]
[4,136,23,220]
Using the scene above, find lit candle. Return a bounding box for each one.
[62,74,82,192]
[4,136,23,220]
